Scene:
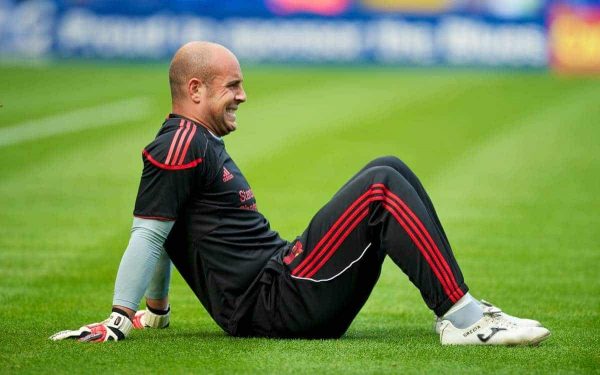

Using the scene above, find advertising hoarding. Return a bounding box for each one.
[0,0,597,71]
[549,3,600,72]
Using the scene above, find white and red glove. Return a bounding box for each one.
[132,307,170,329]
[49,311,133,342]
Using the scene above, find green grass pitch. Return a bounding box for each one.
[0,64,598,374]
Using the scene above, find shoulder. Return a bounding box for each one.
[143,118,208,171]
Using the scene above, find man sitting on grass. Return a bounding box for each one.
[51,42,550,345]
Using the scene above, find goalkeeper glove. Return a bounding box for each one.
[132,306,170,329]
[49,311,133,342]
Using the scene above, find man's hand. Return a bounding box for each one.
[49,311,133,342]
[132,307,170,329]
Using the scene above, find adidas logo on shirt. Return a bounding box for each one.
[222,167,234,182]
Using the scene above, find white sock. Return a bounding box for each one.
[442,293,483,329]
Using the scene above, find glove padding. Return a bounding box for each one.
[49,312,133,342]
[132,307,170,329]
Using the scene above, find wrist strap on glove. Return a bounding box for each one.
[133,306,170,329]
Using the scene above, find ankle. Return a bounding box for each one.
[442,293,483,329]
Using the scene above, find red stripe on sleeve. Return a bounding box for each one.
[143,149,202,170]
[176,121,197,165]
[170,122,191,165]
[164,119,185,165]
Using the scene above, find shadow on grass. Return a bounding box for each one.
[133,324,434,344]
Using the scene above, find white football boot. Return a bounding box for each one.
[439,307,550,346]
[433,300,542,334]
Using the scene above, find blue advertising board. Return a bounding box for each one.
[0,0,552,67]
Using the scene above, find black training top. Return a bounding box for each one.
[134,114,288,332]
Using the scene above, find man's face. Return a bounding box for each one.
[202,56,246,137]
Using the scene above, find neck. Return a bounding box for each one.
[171,104,217,135]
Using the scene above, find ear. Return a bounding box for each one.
[188,78,204,103]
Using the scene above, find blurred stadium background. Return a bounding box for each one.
[1,0,599,71]
[1,0,599,373]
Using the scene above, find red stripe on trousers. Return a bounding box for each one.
[301,193,458,302]
[376,188,457,294]
[292,188,382,276]
[164,119,185,165]
[298,192,456,300]
[381,202,459,303]
[373,184,462,298]
[296,193,383,278]
[176,122,197,165]
[303,209,370,278]
[292,185,462,303]
[171,122,191,165]
[383,198,460,302]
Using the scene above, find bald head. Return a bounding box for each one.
[168,41,246,136]
[168,41,237,102]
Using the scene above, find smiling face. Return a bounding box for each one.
[201,54,246,136]
[169,42,247,137]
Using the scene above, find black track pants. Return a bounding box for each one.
[238,157,468,338]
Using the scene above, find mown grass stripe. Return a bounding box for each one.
[430,83,600,207]
[228,74,475,164]
[0,97,151,147]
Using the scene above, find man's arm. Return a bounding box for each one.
[51,115,205,342]
[113,217,174,317]
[49,218,174,342]
[131,246,173,329]
[144,245,172,310]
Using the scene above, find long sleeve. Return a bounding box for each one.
[112,217,174,310]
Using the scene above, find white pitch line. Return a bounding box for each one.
[0,97,152,147]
